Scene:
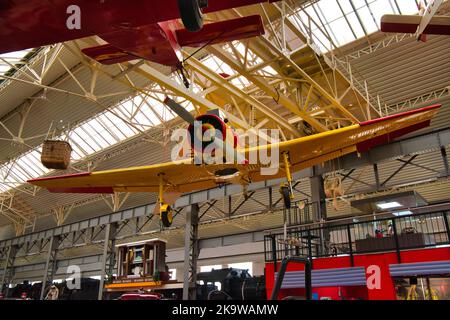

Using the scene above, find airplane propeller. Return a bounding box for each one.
[164,97,196,125]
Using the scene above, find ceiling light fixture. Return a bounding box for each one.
[376,201,402,210]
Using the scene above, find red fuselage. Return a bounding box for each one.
[0,0,276,67]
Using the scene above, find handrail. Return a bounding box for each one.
[266,201,450,234]
[265,208,450,263]
[270,256,312,301]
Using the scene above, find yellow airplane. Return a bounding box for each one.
[29,103,441,227]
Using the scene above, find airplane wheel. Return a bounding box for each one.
[280,186,292,209]
[178,0,205,32]
[161,206,174,228]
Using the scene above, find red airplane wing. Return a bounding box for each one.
[0,0,184,54]
[83,16,265,67]
[176,15,265,48]
[381,14,450,35]
[0,0,277,55]
[81,44,141,65]
[203,0,279,14]
[85,21,183,67]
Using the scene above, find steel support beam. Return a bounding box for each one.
[310,166,328,256]
[40,235,61,300]
[183,204,199,300]
[132,63,261,136]
[441,147,449,176]
[98,223,117,300]
[259,36,363,123]
[373,163,381,191]
[207,45,329,132]
[1,245,19,296]
[186,56,300,137]
[310,166,327,221]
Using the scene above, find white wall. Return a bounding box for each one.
[7,236,268,284]
[166,241,266,282]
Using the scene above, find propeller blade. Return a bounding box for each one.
[164,97,196,125]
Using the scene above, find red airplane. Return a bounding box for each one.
[381,0,450,42]
[0,0,278,69]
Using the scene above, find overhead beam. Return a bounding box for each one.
[207,45,329,132]
[258,36,360,123]
[132,62,272,140]
[186,56,301,136]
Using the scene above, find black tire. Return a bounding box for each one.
[178,0,204,32]
[161,207,173,228]
[280,186,292,209]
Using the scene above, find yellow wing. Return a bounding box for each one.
[28,105,441,194]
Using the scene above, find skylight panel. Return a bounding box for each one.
[329,17,357,45]
[339,0,355,14]
[132,110,154,128]
[369,0,395,24]
[85,122,111,148]
[72,131,96,154]
[357,5,379,33]
[137,103,160,127]
[346,12,366,38]
[351,0,368,10]
[97,114,125,141]
[295,0,422,51]
[0,49,34,77]
[318,0,343,21]
[112,118,138,137]
[397,0,420,14]
[16,157,42,177]
[9,165,29,182]
[70,145,84,161]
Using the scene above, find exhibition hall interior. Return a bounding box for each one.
[0,0,449,301]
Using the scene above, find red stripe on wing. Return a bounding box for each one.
[359,104,441,126]
[356,104,441,152]
[28,172,91,183]
[48,187,115,194]
[356,120,431,153]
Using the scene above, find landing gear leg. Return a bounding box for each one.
[280,152,294,209]
[158,173,173,228]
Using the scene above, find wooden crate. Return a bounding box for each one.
[41,140,72,170]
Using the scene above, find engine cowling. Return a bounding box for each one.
[187,114,237,153]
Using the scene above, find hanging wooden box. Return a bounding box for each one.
[41,140,72,170]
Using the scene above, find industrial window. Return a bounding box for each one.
[169,268,177,281]
[200,265,223,272]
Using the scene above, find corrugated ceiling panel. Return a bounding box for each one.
[347,35,450,105]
